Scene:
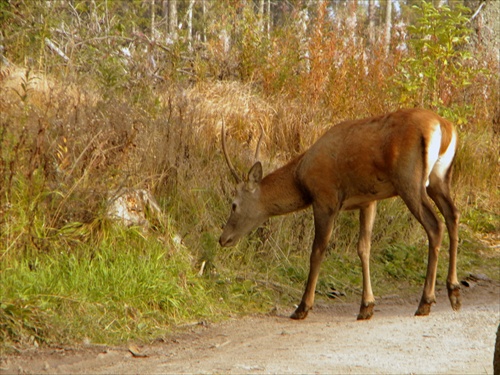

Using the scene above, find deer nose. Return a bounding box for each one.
[219,235,233,247]
[219,236,227,247]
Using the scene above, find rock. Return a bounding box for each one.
[107,188,162,228]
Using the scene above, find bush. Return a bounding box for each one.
[393,2,484,125]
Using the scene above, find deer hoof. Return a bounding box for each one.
[415,297,435,316]
[415,303,432,316]
[447,284,462,311]
[357,302,375,320]
[290,302,310,320]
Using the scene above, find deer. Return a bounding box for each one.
[219,108,461,321]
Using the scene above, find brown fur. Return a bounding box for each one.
[220,108,460,320]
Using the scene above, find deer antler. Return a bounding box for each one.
[254,122,265,162]
[221,118,242,183]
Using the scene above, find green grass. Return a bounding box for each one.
[0,224,278,351]
[1,184,498,353]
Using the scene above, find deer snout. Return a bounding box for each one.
[219,236,229,247]
[219,234,235,247]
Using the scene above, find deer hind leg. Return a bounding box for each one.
[398,185,444,316]
[357,202,377,320]
[427,171,461,311]
[291,203,336,320]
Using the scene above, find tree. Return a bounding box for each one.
[393,1,478,124]
[464,0,500,64]
[384,0,392,55]
[163,0,177,41]
[368,0,376,47]
[187,0,195,50]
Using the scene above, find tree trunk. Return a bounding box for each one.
[298,1,311,73]
[368,0,375,48]
[266,0,271,36]
[259,0,265,32]
[347,0,358,46]
[168,0,177,41]
[187,0,195,50]
[202,0,207,43]
[464,0,500,64]
[151,0,155,39]
[162,0,168,36]
[384,0,392,56]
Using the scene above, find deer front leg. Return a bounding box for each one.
[357,202,377,320]
[291,204,336,320]
[290,246,325,320]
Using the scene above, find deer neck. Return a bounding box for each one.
[260,155,311,216]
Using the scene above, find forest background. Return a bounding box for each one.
[0,0,499,351]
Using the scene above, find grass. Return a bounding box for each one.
[1,214,498,353]
[1,224,278,351]
[1,74,498,353]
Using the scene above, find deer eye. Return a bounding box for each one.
[232,203,237,212]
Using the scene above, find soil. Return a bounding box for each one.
[1,279,499,375]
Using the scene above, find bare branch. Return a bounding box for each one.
[469,2,486,23]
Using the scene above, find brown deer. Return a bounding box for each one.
[219,108,461,320]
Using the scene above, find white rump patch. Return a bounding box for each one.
[425,124,442,186]
[427,124,457,185]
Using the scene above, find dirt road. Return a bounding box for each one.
[2,279,499,374]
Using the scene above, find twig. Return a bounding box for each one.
[198,261,206,276]
[469,2,485,23]
[67,130,103,178]
[250,278,303,295]
[45,38,69,62]
[74,35,135,47]
[1,232,24,259]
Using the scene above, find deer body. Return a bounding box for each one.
[220,108,461,320]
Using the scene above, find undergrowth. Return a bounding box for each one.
[1,1,499,353]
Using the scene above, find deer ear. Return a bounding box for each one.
[247,162,263,184]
